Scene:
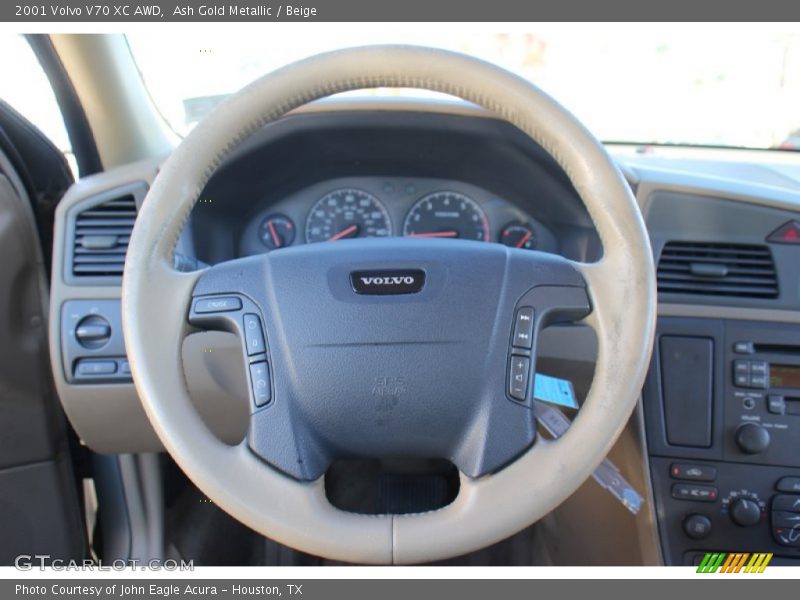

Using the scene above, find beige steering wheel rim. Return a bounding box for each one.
[122,45,656,564]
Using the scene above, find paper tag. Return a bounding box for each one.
[533,373,579,409]
[533,400,644,515]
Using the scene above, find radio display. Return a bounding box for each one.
[769,364,800,389]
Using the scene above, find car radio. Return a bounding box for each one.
[643,317,800,566]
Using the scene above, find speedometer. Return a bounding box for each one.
[402,191,490,242]
[305,189,392,244]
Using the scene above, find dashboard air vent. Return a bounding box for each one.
[657,241,778,299]
[71,194,138,278]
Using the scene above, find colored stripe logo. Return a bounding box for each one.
[696,552,772,573]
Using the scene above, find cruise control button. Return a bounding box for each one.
[776,477,800,493]
[772,495,800,512]
[75,359,117,377]
[508,355,530,401]
[243,313,266,356]
[249,362,271,407]
[194,296,242,313]
[671,483,718,502]
[512,307,535,349]
[670,463,717,482]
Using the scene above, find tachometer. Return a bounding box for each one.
[305,188,392,243]
[402,191,489,241]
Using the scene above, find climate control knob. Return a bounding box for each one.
[735,423,770,454]
[683,514,712,539]
[729,498,761,527]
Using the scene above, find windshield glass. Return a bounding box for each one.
[127,23,800,150]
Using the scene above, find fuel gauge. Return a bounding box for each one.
[500,223,536,250]
[259,214,296,250]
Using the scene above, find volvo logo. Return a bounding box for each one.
[350,269,426,295]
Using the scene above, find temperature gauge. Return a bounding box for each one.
[259,214,296,250]
[499,223,536,250]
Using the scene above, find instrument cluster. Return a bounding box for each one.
[239,177,557,257]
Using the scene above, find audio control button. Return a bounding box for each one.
[768,395,786,415]
[734,341,754,354]
[512,307,535,349]
[750,373,768,389]
[508,355,530,401]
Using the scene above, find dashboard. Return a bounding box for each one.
[238,176,557,257]
[45,99,800,566]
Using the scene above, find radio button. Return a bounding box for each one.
[776,477,800,494]
[750,361,768,374]
[734,360,750,374]
[750,374,768,389]
[734,341,754,354]
[734,372,750,387]
[768,395,786,415]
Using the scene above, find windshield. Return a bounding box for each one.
[127,23,800,150]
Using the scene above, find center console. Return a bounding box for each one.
[644,317,800,565]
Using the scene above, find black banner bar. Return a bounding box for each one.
[4,0,800,22]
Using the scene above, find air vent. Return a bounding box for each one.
[71,195,138,278]
[657,241,778,299]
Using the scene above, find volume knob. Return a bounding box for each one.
[735,423,770,454]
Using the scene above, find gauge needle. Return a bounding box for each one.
[267,221,281,248]
[406,230,459,238]
[515,231,533,248]
[327,224,359,241]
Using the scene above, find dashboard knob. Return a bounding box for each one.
[735,423,770,454]
[683,514,712,539]
[74,314,111,349]
[729,498,761,527]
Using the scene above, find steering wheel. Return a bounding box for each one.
[122,46,655,564]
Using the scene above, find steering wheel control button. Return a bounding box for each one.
[671,483,718,502]
[508,355,531,401]
[512,307,535,349]
[243,314,266,356]
[776,477,800,493]
[683,514,713,540]
[75,359,117,377]
[194,296,242,314]
[249,362,271,407]
[670,463,717,482]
